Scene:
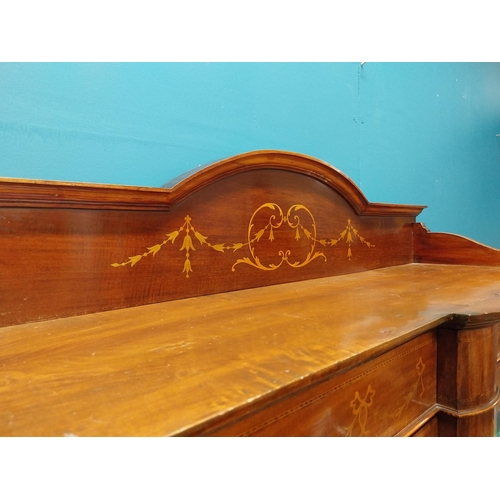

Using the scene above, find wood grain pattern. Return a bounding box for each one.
[413,222,500,265]
[208,332,437,437]
[2,150,500,437]
[1,263,499,436]
[0,151,424,328]
[161,150,426,217]
[437,325,498,411]
[411,415,439,437]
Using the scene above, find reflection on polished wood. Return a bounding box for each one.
[1,264,498,436]
[1,150,499,436]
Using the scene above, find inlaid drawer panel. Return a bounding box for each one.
[211,331,437,436]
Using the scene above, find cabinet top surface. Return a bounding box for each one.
[2,263,500,436]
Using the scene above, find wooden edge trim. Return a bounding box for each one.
[164,150,426,217]
[441,313,500,330]
[413,222,500,265]
[0,178,172,211]
[0,151,426,216]
[433,388,500,419]
[400,389,500,436]
[396,407,440,437]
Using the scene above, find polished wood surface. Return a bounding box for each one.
[0,151,425,216]
[0,151,424,328]
[413,222,500,265]
[412,416,439,437]
[210,331,438,437]
[1,150,499,437]
[1,263,499,436]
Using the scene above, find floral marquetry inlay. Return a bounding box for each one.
[111,203,375,277]
[111,214,226,277]
[231,203,327,272]
[346,385,376,437]
[394,357,426,419]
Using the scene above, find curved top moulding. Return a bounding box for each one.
[163,150,426,217]
[0,149,426,326]
[0,150,426,216]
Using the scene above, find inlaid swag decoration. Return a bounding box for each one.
[111,203,375,277]
[345,356,427,436]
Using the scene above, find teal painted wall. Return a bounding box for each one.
[359,63,500,247]
[1,63,500,246]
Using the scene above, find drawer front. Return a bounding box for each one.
[211,331,437,436]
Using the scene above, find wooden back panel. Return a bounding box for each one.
[413,222,500,265]
[1,150,425,327]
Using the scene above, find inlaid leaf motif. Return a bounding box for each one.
[128,255,143,267]
[147,244,163,257]
[363,237,374,248]
[111,215,227,276]
[165,230,180,244]
[180,234,195,252]
[332,220,374,258]
[194,231,208,246]
[254,228,265,242]
[112,205,375,276]
[183,258,193,277]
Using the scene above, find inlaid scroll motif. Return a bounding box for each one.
[111,203,376,277]
[231,203,327,272]
[394,357,426,419]
[345,384,376,436]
